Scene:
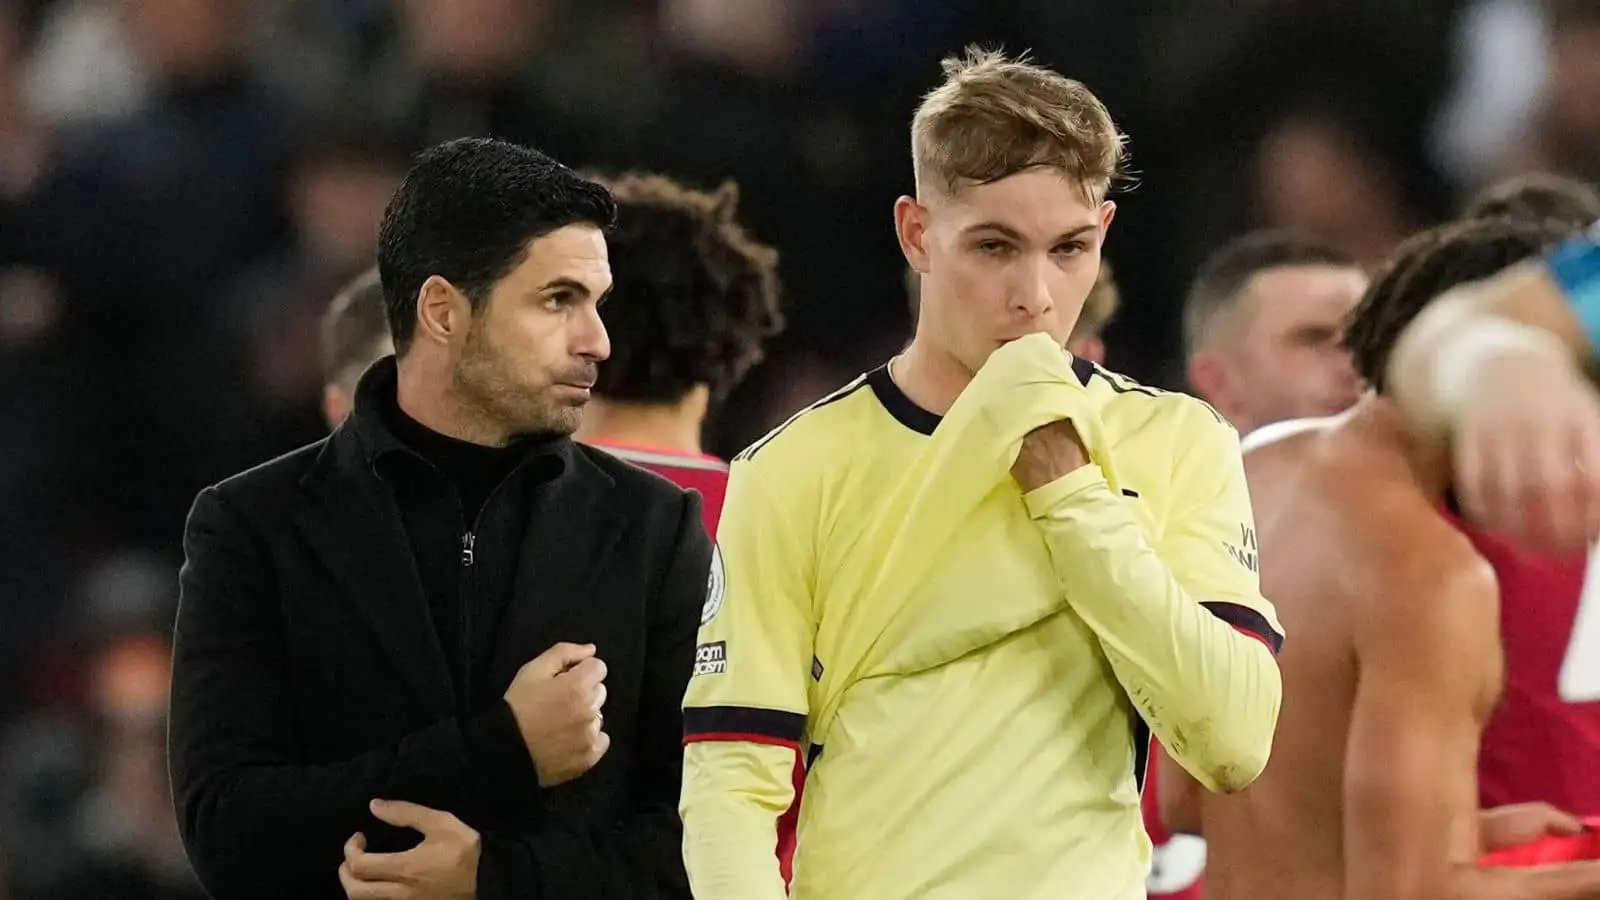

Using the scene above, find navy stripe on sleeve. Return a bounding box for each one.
[684,705,807,749]
[1202,601,1284,655]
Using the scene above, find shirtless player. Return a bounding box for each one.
[1166,216,1600,900]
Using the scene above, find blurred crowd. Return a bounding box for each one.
[1,0,1598,897]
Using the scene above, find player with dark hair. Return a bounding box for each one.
[1183,230,1368,436]
[1464,173,1600,229]
[1165,216,1600,900]
[318,267,393,429]
[575,172,784,537]
[171,137,711,900]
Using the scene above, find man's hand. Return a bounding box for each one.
[503,642,610,787]
[1451,347,1600,554]
[339,800,480,900]
[1012,418,1092,493]
[1480,802,1587,854]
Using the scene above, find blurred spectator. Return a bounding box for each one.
[364,0,612,164]
[1154,1,1456,299]
[0,550,185,897]
[0,712,91,894]
[0,0,49,199]
[1253,108,1429,267]
[0,0,72,719]
[1514,0,1600,184]
[1431,0,1550,187]
[40,630,203,900]
[23,0,147,124]
[223,111,407,454]
[9,0,292,556]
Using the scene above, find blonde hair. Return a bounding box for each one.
[1070,261,1120,343]
[911,46,1128,203]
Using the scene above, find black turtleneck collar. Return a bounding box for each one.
[347,357,567,520]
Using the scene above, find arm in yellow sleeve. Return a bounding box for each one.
[680,456,817,900]
[1023,403,1283,793]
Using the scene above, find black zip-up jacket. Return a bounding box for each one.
[168,359,710,900]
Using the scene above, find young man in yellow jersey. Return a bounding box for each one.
[679,47,1285,900]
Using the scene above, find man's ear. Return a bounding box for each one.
[414,276,471,347]
[1187,351,1237,422]
[895,196,932,275]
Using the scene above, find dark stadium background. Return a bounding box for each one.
[0,0,1595,896]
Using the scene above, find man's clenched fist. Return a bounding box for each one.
[503,642,610,787]
[1012,418,1092,493]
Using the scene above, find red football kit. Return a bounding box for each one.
[1443,507,1600,816]
[597,443,729,536]
[593,441,803,883]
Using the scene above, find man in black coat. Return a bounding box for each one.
[168,138,712,900]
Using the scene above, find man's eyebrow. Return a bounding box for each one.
[537,277,593,297]
[961,222,1098,242]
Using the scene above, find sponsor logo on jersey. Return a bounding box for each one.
[1224,524,1258,573]
[694,641,727,676]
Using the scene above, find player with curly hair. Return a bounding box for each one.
[576,172,784,537]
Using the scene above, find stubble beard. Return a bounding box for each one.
[455,330,579,442]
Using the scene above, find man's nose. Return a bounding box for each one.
[1013,259,1054,317]
[574,304,610,362]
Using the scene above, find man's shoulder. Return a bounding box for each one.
[205,439,330,510]
[575,442,696,509]
[1079,362,1225,427]
[1076,362,1233,458]
[731,371,880,472]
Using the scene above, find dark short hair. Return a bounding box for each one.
[1548,0,1600,31]
[588,173,784,403]
[1344,216,1581,392]
[376,138,616,353]
[1463,172,1600,230]
[320,267,390,390]
[1183,230,1356,357]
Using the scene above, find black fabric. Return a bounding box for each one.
[1201,601,1286,654]
[382,399,530,525]
[357,363,564,710]
[682,705,808,744]
[866,364,941,437]
[168,359,710,900]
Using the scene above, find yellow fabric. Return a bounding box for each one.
[681,334,1283,900]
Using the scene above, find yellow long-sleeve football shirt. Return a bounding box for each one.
[681,334,1283,900]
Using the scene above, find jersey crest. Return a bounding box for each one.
[703,543,727,625]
